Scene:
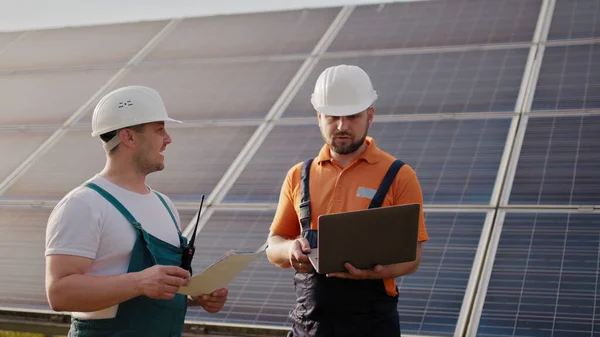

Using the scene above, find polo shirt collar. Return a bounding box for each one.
[316,136,380,165]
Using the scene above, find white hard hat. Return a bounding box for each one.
[310,64,377,117]
[91,85,181,151]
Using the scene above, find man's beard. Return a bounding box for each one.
[133,150,164,175]
[327,132,367,155]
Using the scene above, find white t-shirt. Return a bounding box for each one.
[45,174,183,319]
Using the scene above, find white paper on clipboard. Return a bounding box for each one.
[177,242,268,297]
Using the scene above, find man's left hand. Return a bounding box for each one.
[326,263,384,280]
[188,287,228,313]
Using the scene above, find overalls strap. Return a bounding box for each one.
[85,182,142,230]
[368,159,405,209]
[298,158,314,232]
[154,191,181,235]
[85,182,180,232]
[298,159,405,226]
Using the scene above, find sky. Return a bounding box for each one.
[0,0,425,32]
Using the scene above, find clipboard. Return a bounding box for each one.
[307,203,420,274]
[177,242,267,296]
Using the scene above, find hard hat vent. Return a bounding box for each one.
[117,101,133,108]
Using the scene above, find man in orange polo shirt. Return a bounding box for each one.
[265,64,429,337]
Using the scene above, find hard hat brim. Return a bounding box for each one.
[91,116,182,137]
[315,102,373,117]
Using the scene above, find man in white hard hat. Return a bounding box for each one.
[45,85,228,337]
[265,65,429,336]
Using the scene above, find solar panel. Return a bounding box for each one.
[146,125,257,202]
[0,207,197,309]
[77,59,303,123]
[327,0,541,52]
[2,0,600,335]
[0,67,119,126]
[282,49,528,118]
[398,212,487,336]
[225,118,510,205]
[509,115,600,206]
[0,208,52,307]
[185,209,487,336]
[0,22,168,71]
[2,126,256,202]
[475,212,600,337]
[185,209,296,325]
[0,32,20,53]
[0,130,52,189]
[548,0,600,40]
[146,7,340,60]
[532,43,600,111]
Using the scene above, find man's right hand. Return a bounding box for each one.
[289,238,312,273]
[135,265,191,300]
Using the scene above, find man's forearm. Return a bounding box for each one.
[373,243,422,279]
[265,234,294,268]
[375,260,420,279]
[48,272,141,312]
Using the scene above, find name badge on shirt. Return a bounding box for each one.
[356,187,377,200]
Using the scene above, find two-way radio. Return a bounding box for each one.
[180,194,205,275]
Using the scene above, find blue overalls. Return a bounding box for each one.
[68,182,189,337]
[288,159,405,337]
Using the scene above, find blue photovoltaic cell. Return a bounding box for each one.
[0,208,197,311]
[532,44,600,111]
[2,126,257,202]
[327,0,541,52]
[398,212,486,336]
[548,0,600,40]
[509,115,600,205]
[145,7,341,60]
[225,118,510,205]
[283,49,528,118]
[476,213,600,337]
[185,210,297,326]
[186,210,487,336]
[77,59,303,122]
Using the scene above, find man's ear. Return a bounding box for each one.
[118,128,136,149]
[367,107,375,127]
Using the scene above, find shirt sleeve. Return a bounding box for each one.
[45,195,102,259]
[269,166,301,239]
[394,166,429,243]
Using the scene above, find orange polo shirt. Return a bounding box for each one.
[270,136,429,297]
